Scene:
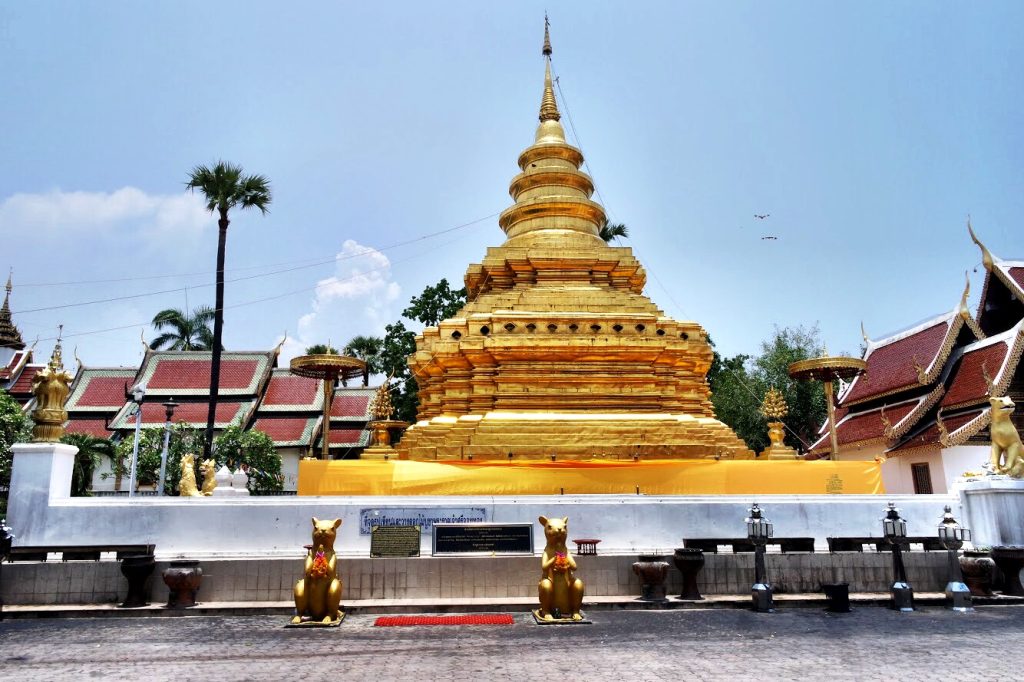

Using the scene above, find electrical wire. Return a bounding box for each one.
[10,212,499,315]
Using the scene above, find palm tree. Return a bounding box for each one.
[150,306,216,350]
[186,161,271,459]
[598,219,629,243]
[61,433,115,496]
[343,335,383,385]
[305,343,338,355]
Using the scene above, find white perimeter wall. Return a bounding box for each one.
[9,443,958,559]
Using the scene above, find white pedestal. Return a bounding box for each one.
[959,477,1024,546]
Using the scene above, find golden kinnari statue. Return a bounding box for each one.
[290,517,344,627]
[395,22,753,462]
[534,515,585,622]
[178,453,217,497]
[989,395,1023,478]
[31,336,73,443]
[759,388,798,460]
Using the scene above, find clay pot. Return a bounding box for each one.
[673,548,705,600]
[633,555,670,602]
[119,554,155,608]
[162,559,203,608]
[960,550,996,596]
[991,546,1024,597]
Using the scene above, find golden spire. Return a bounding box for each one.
[968,216,994,271]
[958,270,972,320]
[539,17,560,123]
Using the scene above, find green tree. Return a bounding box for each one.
[60,433,115,497]
[708,326,827,455]
[376,279,469,423]
[304,344,338,355]
[150,306,217,350]
[0,388,31,516]
[111,422,205,493]
[402,278,467,327]
[343,335,383,378]
[186,161,272,461]
[598,218,629,243]
[213,425,283,494]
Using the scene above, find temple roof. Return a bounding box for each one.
[65,417,114,439]
[939,320,1024,411]
[809,393,935,454]
[841,307,980,406]
[65,367,137,413]
[256,369,323,412]
[108,398,256,430]
[134,350,274,397]
[0,349,31,383]
[887,407,989,455]
[330,388,375,420]
[0,272,25,351]
[7,363,44,398]
[251,415,319,447]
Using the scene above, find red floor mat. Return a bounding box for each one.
[374,614,515,627]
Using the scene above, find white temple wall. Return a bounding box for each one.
[8,441,957,558]
[881,450,946,494]
[279,447,301,492]
[940,445,988,490]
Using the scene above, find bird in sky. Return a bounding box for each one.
[754,214,770,220]
[761,236,778,240]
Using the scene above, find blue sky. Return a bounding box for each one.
[2,1,1022,368]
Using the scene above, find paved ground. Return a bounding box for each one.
[2,606,1022,681]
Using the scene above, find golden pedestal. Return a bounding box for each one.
[760,421,799,460]
[360,420,408,460]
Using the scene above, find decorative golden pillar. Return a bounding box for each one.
[31,333,73,443]
[289,354,367,460]
[788,354,866,460]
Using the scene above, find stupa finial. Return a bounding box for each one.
[0,267,25,350]
[539,17,560,122]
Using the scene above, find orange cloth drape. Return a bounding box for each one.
[297,459,883,496]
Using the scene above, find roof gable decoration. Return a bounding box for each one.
[940,320,1024,411]
[887,406,991,456]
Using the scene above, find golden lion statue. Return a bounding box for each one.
[292,518,343,626]
[989,396,1024,478]
[178,453,218,497]
[535,515,585,621]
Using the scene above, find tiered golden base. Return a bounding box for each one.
[395,412,755,461]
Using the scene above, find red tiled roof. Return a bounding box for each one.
[1007,266,1024,293]
[889,409,985,453]
[65,418,111,438]
[0,349,28,381]
[73,375,134,408]
[252,416,317,446]
[331,394,372,419]
[326,427,369,446]
[834,401,918,446]
[941,342,1010,409]
[148,358,260,391]
[843,320,950,404]
[110,400,253,429]
[261,373,321,409]
[9,364,43,395]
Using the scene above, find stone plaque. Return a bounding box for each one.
[432,523,534,556]
[370,525,421,558]
[358,507,488,535]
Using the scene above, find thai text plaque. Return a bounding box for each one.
[370,525,421,558]
[432,523,534,556]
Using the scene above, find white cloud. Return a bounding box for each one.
[283,240,401,360]
[0,187,212,241]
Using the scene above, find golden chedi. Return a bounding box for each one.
[396,25,753,461]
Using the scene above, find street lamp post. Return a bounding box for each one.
[746,503,774,613]
[882,501,914,611]
[127,383,146,498]
[937,505,973,612]
[157,398,177,496]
